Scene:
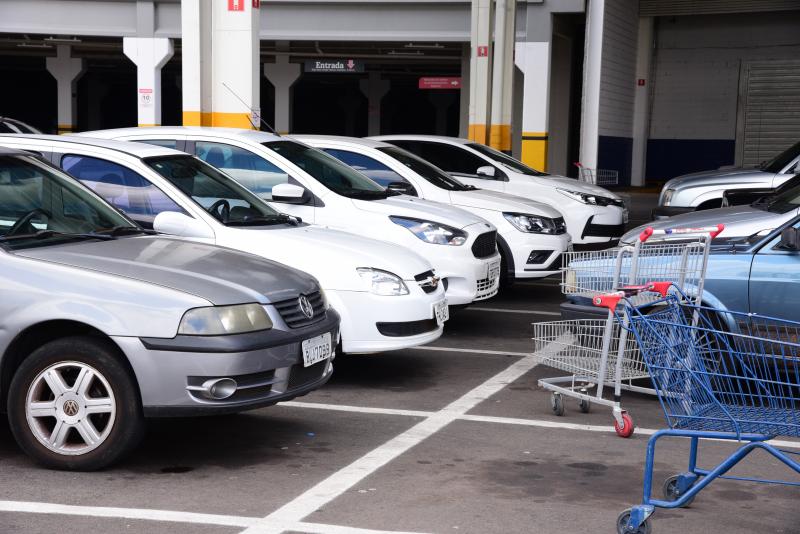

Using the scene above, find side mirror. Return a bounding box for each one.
[271,183,310,204]
[777,227,800,251]
[476,165,496,178]
[386,181,417,197]
[153,211,215,240]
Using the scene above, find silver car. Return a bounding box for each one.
[0,147,338,470]
[655,141,800,218]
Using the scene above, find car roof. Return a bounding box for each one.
[291,135,391,149]
[83,126,284,144]
[370,135,472,145]
[0,134,184,159]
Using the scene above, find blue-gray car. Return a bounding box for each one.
[0,147,338,470]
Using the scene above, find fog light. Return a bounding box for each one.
[202,378,237,400]
[527,250,552,265]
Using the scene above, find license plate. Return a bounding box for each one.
[301,332,332,367]
[487,259,501,280]
[433,299,449,326]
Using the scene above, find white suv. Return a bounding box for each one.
[84,127,502,304]
[294,135,572,283]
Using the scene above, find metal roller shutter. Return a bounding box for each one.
[640,0,800,17]
[737,60,800,167]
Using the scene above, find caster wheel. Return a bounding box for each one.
[616,509,652,534]
[663,475,695,507]
[550,393,565,416]
[614,411,635,438]
[578,398,591,413]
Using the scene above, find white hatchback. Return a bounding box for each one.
[294,135,572,282]
[372,135,629,246]
[84,128,502,304]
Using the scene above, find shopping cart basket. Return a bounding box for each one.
[596,284,800,534]
[535,225,724,437]
[574,161,619,186]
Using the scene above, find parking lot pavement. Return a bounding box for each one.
[2,192,799,533]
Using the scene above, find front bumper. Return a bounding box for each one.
[326,285,445,354]
[500,230,571,280]
[115,309,340,416]
[564,204,626,245]
[652,205,696,219]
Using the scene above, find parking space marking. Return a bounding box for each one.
[414,346,533,357]
[466,307,560,316]
[241,353,542,534]
[285,401,431,418]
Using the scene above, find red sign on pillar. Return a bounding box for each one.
[637,78,646,86]
[477,46,489,57]
[252,0,260,7]
[419,77,462,90]
[228,0,245,11]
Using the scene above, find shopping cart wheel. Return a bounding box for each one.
[550,393,565,416]
[614,412,635,438]
[616,509,651,534]
[578,398,591,413]
[663,475,695,507]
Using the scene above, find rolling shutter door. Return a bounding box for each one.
[640,0,800,16]
[738,61,800,167]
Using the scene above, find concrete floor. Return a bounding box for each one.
[2,192,798,534]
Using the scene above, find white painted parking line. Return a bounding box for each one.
[413,346,534,357]
[241,354,542,534]
[466,307,560,316]
[284,401,431,418]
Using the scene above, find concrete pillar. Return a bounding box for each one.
[182,0,260,129]
[579,0,604,170]
[468,0,493,144]
[428,93,456,134]
[45,44,84,134]
[515,41,551,171]
[459,44,470,138]
[489,0,515,152]
[359,72,390,137]
[631,17,654,187]
[123,37,173,127]
[264,55,301,134]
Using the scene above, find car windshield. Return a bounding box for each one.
[263,140,391,200]
[466,143,548,176]
[756,177,800,214]
[762,141,800,174]
[0,154,138,250]
[145,156,288,227]
[376,146,474,191]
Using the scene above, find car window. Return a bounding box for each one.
[195,141,289,199]
[322,148,409,188]
[376,146,472,191]
[466,142,547,176]
[61,154,185,229]
[135,139,178,149]
[390,140,493,178]
[763,141,800,174]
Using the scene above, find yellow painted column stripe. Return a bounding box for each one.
[521,131,548,172]
[468,124,488,145]
[489,124,511,152]
[183,111,256,129]
[57,125,75,135]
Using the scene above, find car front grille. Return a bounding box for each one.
[414,270,439,294]
[377,319,439,337]
[581,218,625,239]
[273,291,326,328]
[471,231,498,259]
[288,360,328,389]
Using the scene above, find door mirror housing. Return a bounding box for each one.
[271,183,310,204]
[777,227,800,251]
[153,211,215,240]
[386,181,417,197]
[476,165,496,178]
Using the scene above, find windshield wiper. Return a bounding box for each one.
[96,225,156,236]
[0,229,115,243]
[225,213,299,227]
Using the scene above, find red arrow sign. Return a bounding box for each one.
[419,77,462,90]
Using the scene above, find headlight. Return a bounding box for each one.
[178,303,272,335]
[357,268,410,296]
[661,188,674,206]
[556,188,622,207]
[503,212,564,234]
[389,216,467,246]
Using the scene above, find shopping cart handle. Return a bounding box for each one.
[655,224,726,239]
[646,281,672,297]
[639,227,654,243]
[592,292,624,310]
[573,161,584,168]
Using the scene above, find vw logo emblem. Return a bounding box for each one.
[63,400,80,417]
[298,295,314,319]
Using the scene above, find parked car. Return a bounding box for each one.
[0,146,338,470]
[372,135,627,247]
[0,135,448,355]
[0,117,41,134]
[292,135,572,284]
[82,127,502,305]
[653,140,800,219]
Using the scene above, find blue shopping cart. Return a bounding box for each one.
[593,283,800,534]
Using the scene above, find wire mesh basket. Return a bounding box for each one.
[575,162,619,186]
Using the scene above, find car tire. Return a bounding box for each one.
[7,336,144,471]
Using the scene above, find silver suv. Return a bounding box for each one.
[0,147,338,470]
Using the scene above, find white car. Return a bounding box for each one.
[293,135,572,283]
[372,135,628,247]
[0,135,449,354]
[83,127,502,304]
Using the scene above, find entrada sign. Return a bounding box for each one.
[304,59,364,73]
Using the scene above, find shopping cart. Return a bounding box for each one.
[596,283,800,534]
[534,225,724,437]
[574,162,619,186]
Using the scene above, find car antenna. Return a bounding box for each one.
[221,82,279,135]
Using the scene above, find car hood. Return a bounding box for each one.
[218,224,433,288]
[353,195,491,229]
[531,174,621,199]
[665,167,772,190]
[449,189,562,218]
[621,205,799,242]
[16,236,318,305]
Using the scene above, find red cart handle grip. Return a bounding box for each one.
[646,281,672,297]
[639,227,654,243]
[592,292,624,310]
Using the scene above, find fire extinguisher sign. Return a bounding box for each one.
[228,0,245,11]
